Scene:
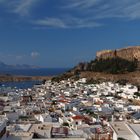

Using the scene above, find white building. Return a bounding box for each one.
[0,117,7,140]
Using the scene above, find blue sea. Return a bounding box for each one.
[0,81,42,89]
[0,68,70,89]
[0,68,70,76]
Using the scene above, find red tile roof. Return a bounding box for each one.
[72,115,84,120]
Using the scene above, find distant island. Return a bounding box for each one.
[0,61,49,82]
[0,61,40,70]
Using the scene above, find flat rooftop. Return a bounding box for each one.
[128,124,140,138]
[110,122,133,136]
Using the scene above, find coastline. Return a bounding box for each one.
[0,74,52,82]
[0,68,69,82]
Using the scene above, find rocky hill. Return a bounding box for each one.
[73,46,140,73]
[52,46,140,85]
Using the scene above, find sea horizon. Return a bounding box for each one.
[0,68,71,76]
[0,68,71,89]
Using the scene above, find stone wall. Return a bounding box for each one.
[96,46,140,61]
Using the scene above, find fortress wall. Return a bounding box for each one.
[96,50,115,59]
[133,47,140,61]
[116,47,135,61]
[96,46,140,61]
[96,50,112,58]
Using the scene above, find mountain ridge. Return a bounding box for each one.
[0,61,40,70]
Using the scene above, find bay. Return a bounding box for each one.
[0,68,70,89]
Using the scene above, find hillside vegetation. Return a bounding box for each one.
[74,57,138,74]
[52,57,139,84]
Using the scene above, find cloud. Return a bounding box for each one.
[34,17,101,28]
[62,0,140,20]
[33,0,140,29]
[0,53,27,61]
[62,0,101,9]
[1,0,140,29]
[16,55,25,60]
[0,0,40,16]
[31,52,40,58]
[34,18,67,28]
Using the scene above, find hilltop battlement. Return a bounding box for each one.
[96,46,140,61]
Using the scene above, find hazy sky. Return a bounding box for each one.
[1,0,140,67]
